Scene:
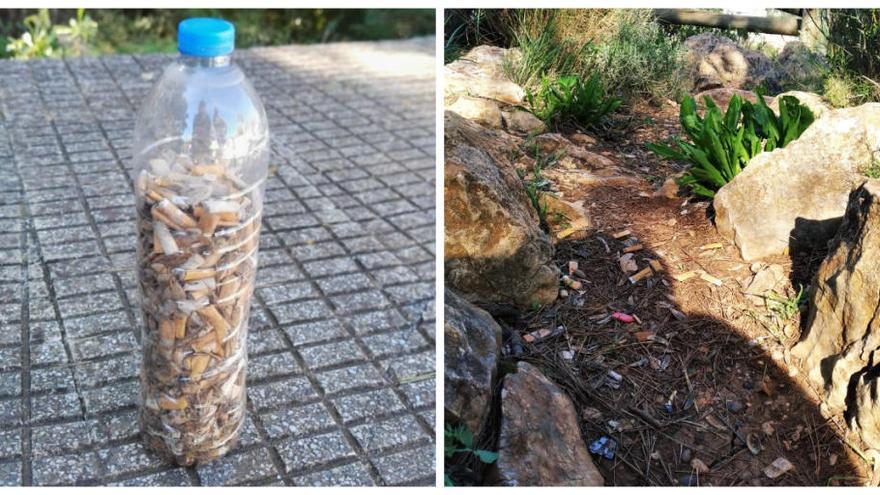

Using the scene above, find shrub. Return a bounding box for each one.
[503,9,686,104]
[647,93,815,198]
[526,73,622,129]
[823,9,880,105]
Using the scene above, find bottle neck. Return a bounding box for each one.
[179,54,231,68]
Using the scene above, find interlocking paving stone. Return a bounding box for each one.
[0,37,435,486]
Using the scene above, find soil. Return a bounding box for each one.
[494,100,874,486]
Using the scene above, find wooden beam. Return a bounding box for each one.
[654,9,801,36]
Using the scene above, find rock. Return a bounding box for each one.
[569,132,598,146]
[503,110,546,134]
[444,289,502,438]
[533,133,615,168]
[793,180,880,413]
[445,45,525,105]
[680,447,693,463]
[618,253,638,273]
[725,399,745,413]
[713,103,880,261]
[743,263,786,306]
[694,87,772,110]
[770,41,828,93]
[542,194,591,241]
[444,111,559,307]
[448,96,503,128]
[655,176,681,199]
[768,91,830,120]
[496,362,604,486]
[684,33,773,92]
[851,368,880,451]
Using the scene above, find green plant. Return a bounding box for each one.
[5,9,58,59]
[54,8,97,56]
[767,286,806,320]
[444,424,498,486]
[526,73,621,129]
[503,10,589,89]
[648,93,814,198]
[865,158,880,178]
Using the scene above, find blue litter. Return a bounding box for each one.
[589,436,618,460]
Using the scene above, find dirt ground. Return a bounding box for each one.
[496,100,875,486]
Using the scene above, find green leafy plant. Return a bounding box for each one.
[526,73,622,130]
[767,285,806,320]
[647,92,815,198]
[444,424,499,486]
[54,9,98,57]
[5,9,57,59]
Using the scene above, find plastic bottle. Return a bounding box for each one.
[131,18,268,465]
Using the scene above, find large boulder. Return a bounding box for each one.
[684,33,774,92]
[445,111,559,307]
[792,181,880,413]
[770,41,828,93]
[502,110,546,135]
[445,45,525,105]
[444,288,502,438]
[448,95,503,128]
[851,364,880,451]
[713,103,880,261]
[694,87,772,111]
[495,362,604,486]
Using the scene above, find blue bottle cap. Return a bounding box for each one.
[178,18,235,57]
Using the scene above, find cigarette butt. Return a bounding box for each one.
[198,305,231,340]
[151,207,182,230]
[217,211,239,222]
[146,189,163,203]
[180,268,215,281]
[522,333,535,343]
[673,271,698,282]
[152,229,162,254]
[623,244,643,253]
[558,218,589,239]
[700,242,723,250]
[191,332,217,353]
[219,276,241,302]
[648,259,663,272]
[188,354,210,380]
[612,229,632,239]
[568,261,578,275]
[699,271,723,286]
[158,396,188,410]
[153,221,179,255]
[562,275,582,290]
[158,319,174,345]
[193,205,205,218]
[156,199,197,229]
[198,214,220,236]
[628,267,653,284]
[172,315,187,339]
[204,200,239,214]
[191,164,225,176]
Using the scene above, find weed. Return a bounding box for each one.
[526,73,622,130]
[444,424,498,486]
[647,92,814,198]
[767,285,806,320]
[865,158,880,178]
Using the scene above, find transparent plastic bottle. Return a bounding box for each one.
[132,18,268,465]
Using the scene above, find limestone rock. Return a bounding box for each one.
[445,111,559,307]
[444,288,502,438]
[694,87,771,111]
[448,96,503,128]
[851,367,880,450]
[713,103,880,261]
[770,41,828,93]
[743,263,786,306]
[792,180,880,412]
[685,33,773,92]
[496,362,604,486]
[503,110,545,134]
[445,45,525,105]
[542,194,591,242]
[769,91,830,120]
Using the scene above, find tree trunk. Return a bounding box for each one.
[654,9,801,36]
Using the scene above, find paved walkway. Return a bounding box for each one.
[0,37,436,486]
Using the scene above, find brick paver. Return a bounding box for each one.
[0,36,436,486]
